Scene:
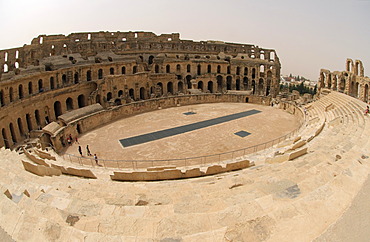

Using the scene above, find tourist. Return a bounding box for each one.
[78,145,83,156]
[67,137,72,146]
[86,145,92,156]
[364,106,369,116]
[94,154,99,165]
[75,137,79,144]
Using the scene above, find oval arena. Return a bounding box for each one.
[0,31,370,241]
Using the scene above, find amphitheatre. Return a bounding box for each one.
[0,31,370,241]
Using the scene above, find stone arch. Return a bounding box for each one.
[186,75,192,89]
[346,59,354,73]
[187,64,191,73]
[197,64,201,75]
[118,90,123,97]
[35,109,41,127]
[178,81,184,93]
[157,83,163,96]
[252,80,256,94]
[244,67,248,76]
[87,70,92,81]
[110,67,115,75]
[236,78,240,90]
[17,118,24,137]
[217,65,221,74]
[96,94,101,104]
[207,81,214,93]
[243,77,249,90]
[129,88,135,99]
[176,64,181,72]
[166,64,170,73]
[207,65,211,73]
[9,87,13,102]
[140,87,146,99]
[197,81,204,91]
[78,94,85,108]
[133,66,137,74]
[98,69,103,79]
[155,65,159,73]
[0,89,3,106]
[18,84,23,99]
[121,66,126,74]
[148,55,154,65]
[50,77,55,89]
[28,82,33,95]
[226,76,232,90]
[364,84,369,102]
[38,79,43,92]
[26,113,33,131]
[167,82,174,94]
[66,97,74,111]
[217,75,223,93]
[107,92,112,102]
[258,78,264,95]
[266,79,271,96]
[74,72,79,84]
[252,68,256,79]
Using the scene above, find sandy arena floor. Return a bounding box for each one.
[64,103,300,162]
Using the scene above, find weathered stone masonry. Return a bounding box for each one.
[0,31,281,148]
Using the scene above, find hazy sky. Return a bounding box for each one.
[0,0,369,81]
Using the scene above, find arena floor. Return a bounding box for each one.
[63,103,301,163]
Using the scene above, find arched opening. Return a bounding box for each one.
[270,52,275,61]
[245,97,249,103]
[38,79,43,92]
[166,65,170,73]
[110,67,114,75]
[258,79,264,95]
[140,87,145,99]
[26,113,33,131]
[133,66,137,74]
[178,81,184,93]
[186,75,192,89]
[244,67,248,76]
[197,64,201,75]
[217,65,221,74]
[167,82,174,94]
[0,90,3,106]
[98,69,103,79]
[74,72,79,84]
[50,77,55,89]
[252,80,256,94]
[121,66,126,74]
[96,95,101,104]
[28,82,33,95]
[207,65,211,73]
[148,56,154,65]
[243,77,249,90]
[252,68,256,79]
[62,74,67,84]
[236,67,240,75]
[364,84,369,102]
[157,83,163,96]
[18,84,23,99]
[339,78,346,93]
[176,64,181,72]
[226,76,232,90]
[197,81,204,91]
[87,70,92,81]
[17,118,24,137]
[155,65,159,73]
[118,90,123,97]
[217,75,223,92]
[236,79,240,90]
[266,79,271,96]
[35,109,41,128]
[187,64,191,73]
[66,97,74,111]
[76,124,82,134]
[2,128,9,148]
[78,94,85,108]
[114,99,122,106]
[207,81,214,93]
[227,66,231,74]
[355,82,360,98]
[9,87,13,102]
[107,92,112,102]
[17,118,24,136]
[129,89,135,99]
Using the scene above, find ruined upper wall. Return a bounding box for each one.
[0,31,280,77]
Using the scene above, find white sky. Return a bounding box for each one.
[0,0,369,81]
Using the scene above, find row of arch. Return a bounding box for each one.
[1,94,87,148]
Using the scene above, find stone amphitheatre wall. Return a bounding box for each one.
[0,31,281,149]
[319,58,370,101]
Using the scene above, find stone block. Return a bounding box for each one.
[147,166,176,171]
[22,148,49,167]
[288,147,308,160]
[157,169,183,180]
[34,149,56,161]
[265,154,289,164]
[182,168,204,178]
[22,160,45,176]
[291,140,306,150]
[225,160,251,171]
[51,163,68,174]
[293,136,301,143]
[205,165,225,175]
[66,167,97,179]
[315,122,325,136]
